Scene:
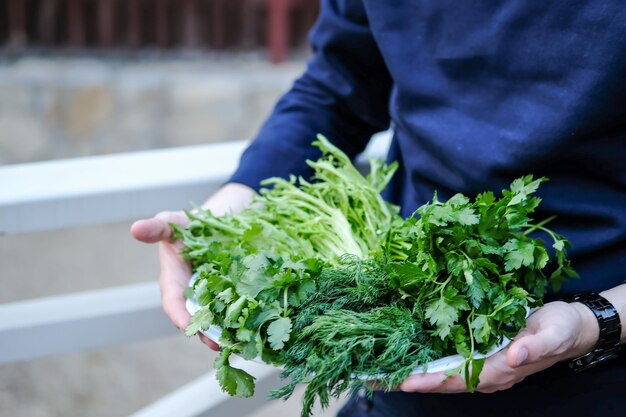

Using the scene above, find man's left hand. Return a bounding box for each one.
[399,301,599,393]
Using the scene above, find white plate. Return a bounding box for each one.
[358,337,511,380]
[185,273,529,375]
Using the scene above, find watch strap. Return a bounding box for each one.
[565,292,622,372]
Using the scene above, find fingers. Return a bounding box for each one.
[198,333,221,351]
[131,218,172,243]
[132,209,224,353]
[159,240,192,331]
[155,219,219,353]
[506,328,563,368]
[130,211,189,243]
[400,372,466,393]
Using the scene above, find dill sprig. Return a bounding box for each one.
[271,259,439,417]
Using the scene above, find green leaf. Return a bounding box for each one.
[425,295,467,339]
[447,193,470,206]
[503,239,535,271]
[183,286,195,300]
[427,205,455,226]
[236,255,274,299]
[267,317,293,350]
[456,207,480,225]
[478,242,503,256]
[531,246,548,270]
[224,295,248,328]
[236,328,253,342]
[469,316,491,344]
[204,274,233,297]
[475,191,495,206]
[288,280,317,307]
[216,287,235,304]
[463,268,474,285]
[240,340,260,360]
[453,325,471,357]
[467,358,485,392]
[507,176,545,207]
[185,307,214,337]
[467,271,488,309]
[242,223,265,247]
[215,350,256,397]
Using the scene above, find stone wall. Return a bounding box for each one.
[0,54,305,165]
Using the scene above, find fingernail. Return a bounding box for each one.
[516,347,529,366]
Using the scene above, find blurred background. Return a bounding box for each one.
[0,0,318,165]
[0,1,347,416]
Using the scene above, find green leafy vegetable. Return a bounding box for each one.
[175,136,576,417]
[175,135,401,400]
[270,259,439,415]
[215,349,256,397]
[267,317,292,350]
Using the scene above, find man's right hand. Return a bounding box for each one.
[130,183,256,350]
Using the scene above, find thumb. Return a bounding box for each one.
[131,211,189,243]
[506,328,562,368]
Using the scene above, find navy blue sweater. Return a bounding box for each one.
[230,0,626,296]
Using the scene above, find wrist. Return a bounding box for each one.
[568,301,600,358]
[600,286,626,344]
[563,292,622,372]
[201,183,256,216]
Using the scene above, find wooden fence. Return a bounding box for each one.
[1,0,319,62]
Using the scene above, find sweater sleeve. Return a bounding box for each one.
[229,0,392,190]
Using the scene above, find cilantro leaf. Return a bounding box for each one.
[185,307,214,337]
[267,317,293,350]
[215,350,256,397]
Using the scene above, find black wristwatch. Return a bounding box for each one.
[565,292,622,372]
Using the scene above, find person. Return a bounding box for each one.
[131,1,626,416]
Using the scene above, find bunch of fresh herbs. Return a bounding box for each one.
[176,136,576,417]
[174,135,401,398]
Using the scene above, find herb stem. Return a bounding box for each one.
[522,215,557,236]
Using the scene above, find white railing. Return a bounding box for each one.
[0,132,391,417]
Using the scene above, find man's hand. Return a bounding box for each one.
[399,301,599,393]
[130,183,255,350]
